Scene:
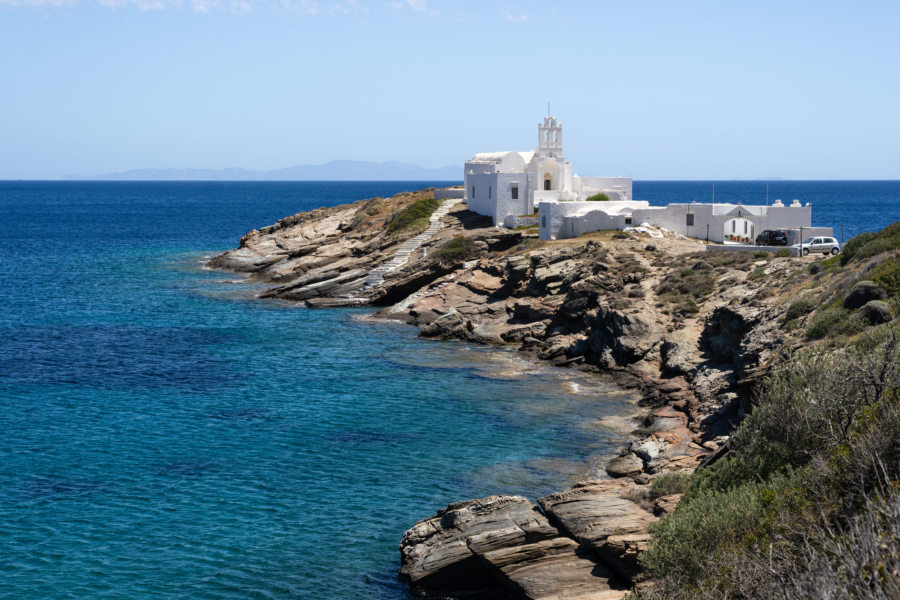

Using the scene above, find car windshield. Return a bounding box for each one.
[802,237,816,244]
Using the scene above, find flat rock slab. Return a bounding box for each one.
[481,537,629,600]
[539,481,657,578]
[399,495,559,598]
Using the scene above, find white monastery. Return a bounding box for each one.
[463,116,831,245]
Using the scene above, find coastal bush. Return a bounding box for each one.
[641,478,778,582]
[805,306,847,339]
[586,192,610,201]
[386,197,440,235]
[843,280,888,309]
[784,297,816,321]
[774,248,792,258]
[432,236,478,266]
[859,300,893,324]
[639,323,900,599]
[808,261,823,274]
[841,221,900,265]
[348,197,384,230]
[651,472,692,498]
[867,256,900,297]
[752,251,770,259]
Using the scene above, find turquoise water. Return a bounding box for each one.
[0,182,636,599]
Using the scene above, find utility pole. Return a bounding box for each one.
[841,224,844,244]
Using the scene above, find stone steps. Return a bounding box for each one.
[362,200,456,289]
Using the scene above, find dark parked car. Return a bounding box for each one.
[756,229,788,246]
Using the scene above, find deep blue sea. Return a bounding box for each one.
[0,180,897,600]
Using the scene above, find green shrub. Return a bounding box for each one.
[785,297,817,321]
[805,306,847,339]
[753,251,770,259]
[841,221,900,265]
[386,197,440,235]
[641,478,782,581]
[868,256,900,297]
[586,192,610,201]
[348,197,383,230]
[651,472,692,497]
[774,248,793,258]
[859,300,893,324]
[432,236,478,266]
[748,266,766,280]
[854,238,896,262]
[808,262,823,275]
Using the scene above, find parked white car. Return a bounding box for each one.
[792,236,841,256]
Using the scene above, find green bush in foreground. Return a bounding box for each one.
[386,197,440,235]
[774,248,793,258]
[639,327,900,600]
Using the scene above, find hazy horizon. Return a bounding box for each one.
[2,1,898,180]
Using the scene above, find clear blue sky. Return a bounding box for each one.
[1,0,898,179]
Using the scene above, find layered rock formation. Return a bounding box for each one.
[209,187,812,599]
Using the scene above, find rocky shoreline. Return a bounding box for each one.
[208,188,802,598]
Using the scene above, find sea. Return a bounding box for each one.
[0,180,897,600]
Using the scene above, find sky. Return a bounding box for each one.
[1,0,899,180]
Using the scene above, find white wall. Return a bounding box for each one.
[538,200,650,240]
[542,201,819,243]
[464,166,532,226]
[575,176,633,201]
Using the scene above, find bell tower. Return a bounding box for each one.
[537,116,563,159]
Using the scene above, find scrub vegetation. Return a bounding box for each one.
[634,223,900,600]
[386,196,441,235]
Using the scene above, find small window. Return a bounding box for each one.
[744,221,748,234]
[541,216,546,227]
[625,216,633,225]
[544,179,551,191]
[732,220,736,233]
[471,185,475,197]
[511,185,518,200]
[488,185,492,199]
[686,213,695,226]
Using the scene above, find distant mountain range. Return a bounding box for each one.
[65,160,462,182]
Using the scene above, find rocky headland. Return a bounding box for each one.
[208,188,893,599]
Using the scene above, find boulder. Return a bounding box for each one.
[399,495,558,598]
[843,281,888,310]
[400,495,630,599]
[606,453,644,478]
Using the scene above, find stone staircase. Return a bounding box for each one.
[363,199,456,289]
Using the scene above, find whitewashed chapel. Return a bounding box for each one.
[463,116,632,226]
[463,116,829,244]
